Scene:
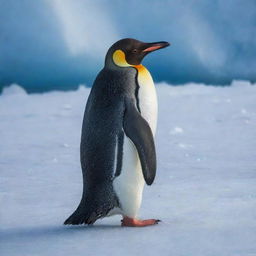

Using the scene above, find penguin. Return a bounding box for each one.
[64,38,170,227]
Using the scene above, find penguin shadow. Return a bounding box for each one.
[0,223,122,242]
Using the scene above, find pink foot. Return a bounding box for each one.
[121,216,161,227]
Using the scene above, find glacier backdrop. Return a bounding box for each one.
[0,0,256,92]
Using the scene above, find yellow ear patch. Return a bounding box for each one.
[113,50,130,67]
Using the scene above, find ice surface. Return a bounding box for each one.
[0,81,256,256]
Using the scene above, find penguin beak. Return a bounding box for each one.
[142,41,170,53]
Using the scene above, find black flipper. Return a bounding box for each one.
[123,97,156,185]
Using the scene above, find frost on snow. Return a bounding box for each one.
[0,81,256,256]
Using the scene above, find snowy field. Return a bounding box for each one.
[0,81,256,256]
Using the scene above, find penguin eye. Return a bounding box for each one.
[132,49,138,53]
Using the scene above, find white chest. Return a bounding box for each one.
[136,66,158,135]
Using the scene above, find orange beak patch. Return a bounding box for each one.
[143,45,164,52]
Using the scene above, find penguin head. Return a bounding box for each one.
[105,38,170,68]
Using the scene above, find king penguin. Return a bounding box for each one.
[64,38,170,227]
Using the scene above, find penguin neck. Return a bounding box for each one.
[112,50,148,73]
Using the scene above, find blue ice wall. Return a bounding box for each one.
[0,0,255,92]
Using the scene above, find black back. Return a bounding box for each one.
[81,67,137,184]
[64,66,138,225]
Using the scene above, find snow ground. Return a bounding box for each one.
[0,81,256,256]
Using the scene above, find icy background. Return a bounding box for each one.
[1,81,256,255]
[1,0,256,90]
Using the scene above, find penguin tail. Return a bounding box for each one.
[64,184,119,225]
[64,205,98,225]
